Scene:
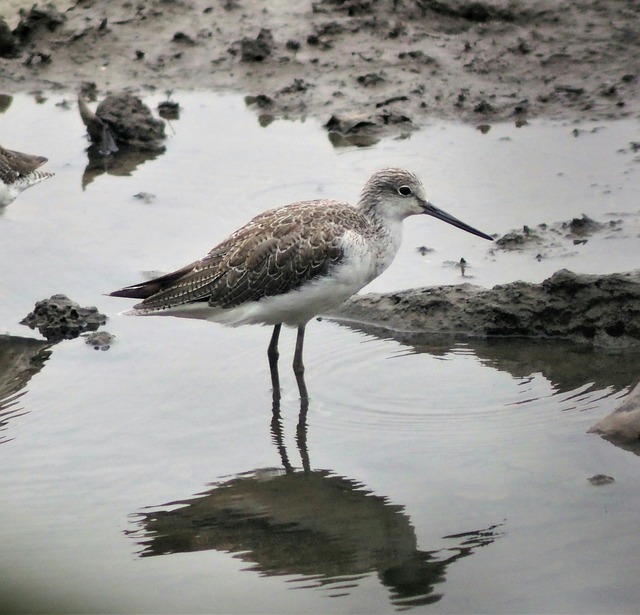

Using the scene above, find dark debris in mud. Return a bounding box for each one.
[492,215,626,257]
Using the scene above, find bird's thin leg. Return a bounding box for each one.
[268,324,282,365]
[268,324,282,401]
[293,325,308,400]
[293,325,305,375]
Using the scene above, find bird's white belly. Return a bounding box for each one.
[0,183,18,206]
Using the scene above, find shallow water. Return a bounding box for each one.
[0,92,639,613]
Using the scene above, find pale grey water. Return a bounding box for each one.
[0,92,639,613]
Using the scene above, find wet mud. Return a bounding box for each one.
[331,269,640,350]
[0,0,638,141]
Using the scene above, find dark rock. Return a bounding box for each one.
[21,294,108,343]
[562,214,602,237]
[245,94,274,108]
[356,73,385,87]
[315,21,346,37]
[0,18,20,58]
[172,31,196,45]
[474,99,495,114]
[278,79,313,95]
[285,39,301,52]
[330,270,640,350]
[13,4,66,45]
[240,29,274,62]
[85,93,166,153]
[495,228,540,249]
[398,50,437,65]
[158,100,180,120]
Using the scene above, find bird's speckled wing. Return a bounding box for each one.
[0,146,48,184]
[110,200,369,312]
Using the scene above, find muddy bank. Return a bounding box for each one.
[329,269,640,350]
[0,0,638,140]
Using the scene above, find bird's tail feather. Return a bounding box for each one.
[108,261,199,300]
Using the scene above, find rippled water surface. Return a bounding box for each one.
[1,92,639,613]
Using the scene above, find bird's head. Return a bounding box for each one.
[359,168,493,241]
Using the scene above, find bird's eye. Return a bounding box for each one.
[398,186,413,196]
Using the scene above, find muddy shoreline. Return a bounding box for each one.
[0,0,638,140]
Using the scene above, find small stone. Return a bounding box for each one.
[587,474,615,486]
[83,331,115,351]
[133,192,156,203]
[285,39,301,52]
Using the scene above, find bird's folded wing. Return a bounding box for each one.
[110,208,350,312]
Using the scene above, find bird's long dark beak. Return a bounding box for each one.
[422,200,494,241]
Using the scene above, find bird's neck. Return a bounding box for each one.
[357,197,405,238]
[356,199,405,272]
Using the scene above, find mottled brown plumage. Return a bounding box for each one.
[111,202,366,312]
[0,145,54,205]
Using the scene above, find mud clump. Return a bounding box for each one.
[80,93,166,154]
[94,93,166,151]
[238,29,274,62]
[330,270,640,350]
[21,294,108,343]
[12,4,66,46]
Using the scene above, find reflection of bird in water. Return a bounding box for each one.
[133,467,501,608]
[0,144,54,206]
[110,168,492,389]
[130,366,502,609]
